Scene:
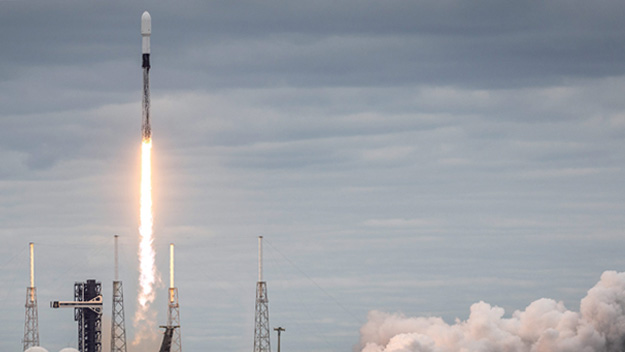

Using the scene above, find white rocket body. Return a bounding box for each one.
[141,11,151,54]
[141,11,151,139]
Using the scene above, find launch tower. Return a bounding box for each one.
[51,279,103,352]
[75,280,103,352]
[23,242,40,351]
[253,236,271,352]
[110,235,127,352]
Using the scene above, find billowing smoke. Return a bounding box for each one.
[25,347,48,352]
[358,271,625,352]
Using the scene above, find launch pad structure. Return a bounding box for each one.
[75,280,103,352]
[51,279,103,352]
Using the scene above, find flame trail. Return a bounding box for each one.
[139,137,155,307]
[133,137,158,344]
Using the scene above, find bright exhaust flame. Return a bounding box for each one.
[134,137,158,344]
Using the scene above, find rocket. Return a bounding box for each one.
[141,11,152,140]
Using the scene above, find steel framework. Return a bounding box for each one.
[23,287,39,350]
[110,281,127,352]
[23,242,39,351]
[167,243,182,352]
[168,288,182,352]
[75,280,102,352]
[253,236,271,352]
[253,282,271,352]
[110,235,127,352]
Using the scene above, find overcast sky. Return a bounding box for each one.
[2,1,625,351]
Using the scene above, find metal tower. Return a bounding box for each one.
[253,236,271,352]
[51,282,103,352]
[167,243,182,352]
[75,280,103,352]
[23,242,40,351]
[110,235,127,352]
[52,280,103,352]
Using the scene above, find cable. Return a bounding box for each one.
[264,238,363,325]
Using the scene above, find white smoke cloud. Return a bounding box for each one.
[358,271,625,352]
[25,347,48,352]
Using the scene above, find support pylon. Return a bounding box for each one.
[253,236,271,352]
[23,287,39,350]
[110,235,127,352]
[111,282,127,352]
[23,242,39,351]
[167,243,182,352]
[168,288,181,352]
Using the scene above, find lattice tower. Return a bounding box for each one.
[110,235,127,352]
[168,243,182,352]
[23,242,39,351]
[253,236,271,352]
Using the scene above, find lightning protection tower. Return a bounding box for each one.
[253,236,271,352]
[167,243,182,352]
[110,235,127,352]
[23,242,40,351]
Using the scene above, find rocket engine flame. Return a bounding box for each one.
[133,137,158,344]
[138,138,155,307]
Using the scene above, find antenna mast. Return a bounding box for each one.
[258,236,263,282]
[23,242,40,350]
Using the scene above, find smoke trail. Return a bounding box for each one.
[358,271,625,352]
[133,137,158,345]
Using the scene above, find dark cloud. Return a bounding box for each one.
[1,0,624,98]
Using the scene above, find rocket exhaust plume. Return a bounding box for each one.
[134,10,158,345]
[358,271,625,352]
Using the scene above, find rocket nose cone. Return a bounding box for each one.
[141,11,151,35]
